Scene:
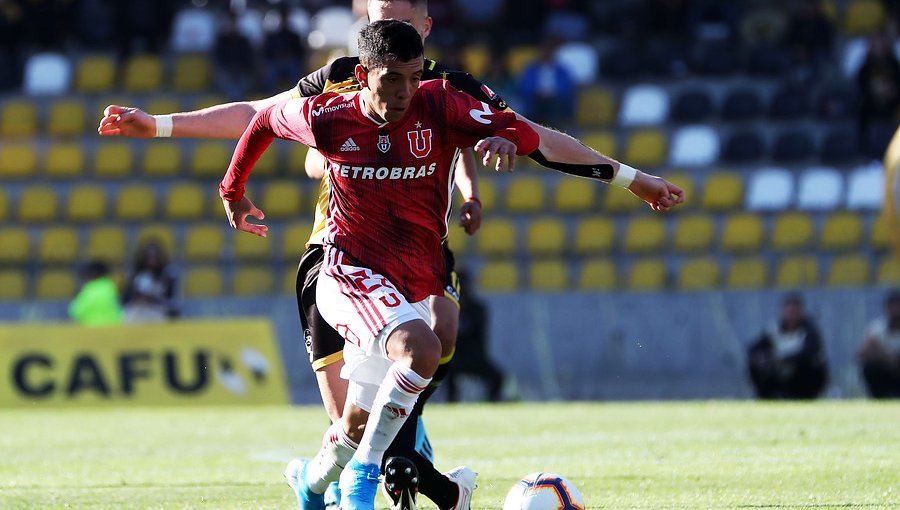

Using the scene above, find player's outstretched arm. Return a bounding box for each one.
[97,89,296,140]
[455,149,482,235]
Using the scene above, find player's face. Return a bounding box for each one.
[359,57,424,123]
[368,1,432,40]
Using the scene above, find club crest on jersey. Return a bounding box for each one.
[407,129,433,159]
[377,134,391,153]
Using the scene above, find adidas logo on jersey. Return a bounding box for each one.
[340,138,361,152]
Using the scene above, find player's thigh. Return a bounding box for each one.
[430,294,459,356]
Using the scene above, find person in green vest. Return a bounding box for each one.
[68,261,123,326]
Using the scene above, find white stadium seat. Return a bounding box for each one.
[556,42,598,85]
[846,161,884,210]
[618,84,669,127]
[669,125,720,167]
[23,52,71,95]
[170,8,217,52]
[307,6,356,50]
[796,167,844,210]
[745,167,794,211]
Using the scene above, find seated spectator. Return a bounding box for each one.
[747,293,829,400]
[517,37,575,129]
[857,32,900,155]
[858,290,900,398]
[213,11,256,101]
[122,240,179,323]
[69,261,123,326]
[263,6,306,92]
[785,0,835,81]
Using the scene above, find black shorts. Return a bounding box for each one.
[297,243,460,369]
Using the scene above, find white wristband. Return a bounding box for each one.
[154,114,173,138]
[611,163,637,188]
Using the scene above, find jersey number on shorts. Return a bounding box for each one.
[345,269,402,307]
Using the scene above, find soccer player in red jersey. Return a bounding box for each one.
[220,20,538,510]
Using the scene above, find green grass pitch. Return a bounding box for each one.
[1,401,898,509]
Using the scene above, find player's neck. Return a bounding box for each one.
[359,92,389,127]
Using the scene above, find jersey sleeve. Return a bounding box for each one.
[220,98,318,201]
[294,62,331,97]
[425,59,509,111]
[443,82,538,155]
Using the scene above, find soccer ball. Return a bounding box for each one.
[503,473,585,510]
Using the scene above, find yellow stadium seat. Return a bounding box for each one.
[191,141,231,177]
[38,226,80,265]
[116,185,155,221]
[506,46,539,76]
[35,269,76,300]
[184,224,225,262]
[727,257,769,289]
[578,258,617,291]
[505,176,545,213]
[286,143,311,175]
[554,178,597,213]
[282,221,314,260]
[0,271,27,301]
[477,218,517,256]
[827,254,870,287]
[282,264,299,294]
[573,216,615,255]
[525,216,567,257]
[143,142,181,178]
[624,129,667,168]
[19,186,58,223]
[678,257,720,290]
[721,213,764,253]
[0,143,37,178]
[75,54,115,92]
[870,216,890,251]
[234,266,275,296]
[820,212,862,251]
[47,99,87,137]
[123,54,163,92]
[253,143,279,177]
[661,171,694,212]
[184,267,224,297]
[576,87,617,126]
[776,255,819,288]
[627,258,667,291]
[145,96,182,115]
[0,189,7,223]
[1,99,38,137]
[603,186,642,213]
[446,224,470,255]
[674,214,715,253]
[460,45,490,78]
[623,216,666,254]
[478,260,519,293]
[135,225,176,257]
[701,173,744,211]
[85,226,126,263]
[94,141,133,178]
[845,0,886,35]
[877,256,900,285]
[0,228,30,264]
[192,94,227,111]
[262,180,303,219]
[172,53,211,92]
[164,183,206,220]
[580,130,617,160]
[771,212,814,251]
[234,231,272,261]
[475,178,497,211]
[44,143,85,179]
[529,259,569,291]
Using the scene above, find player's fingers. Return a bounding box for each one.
[507,152,517,172]
[251,206,266,221]
[104,105,128,117]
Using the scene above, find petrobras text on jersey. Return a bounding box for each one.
[312,102,354,116]
[337,163,437,180]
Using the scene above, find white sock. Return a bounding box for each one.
[307,422,358,493]
[355,363,430,467]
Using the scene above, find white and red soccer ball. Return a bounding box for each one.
[503,473,585,510]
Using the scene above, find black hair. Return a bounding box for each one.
[782,292,804,307]
[367,0,428,12]
[887,289,900,305]
[84,260,110,280]
[358,19,424,69]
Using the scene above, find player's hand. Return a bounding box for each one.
[459,198,482,235]
[222,196,268,238]
[97,105,156,138]
[474,136,518,172]
[628,171,685,212]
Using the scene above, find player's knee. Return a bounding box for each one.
[406,333,441,377]
[431,316,458,354]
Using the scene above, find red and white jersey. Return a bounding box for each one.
[221,79,538,302]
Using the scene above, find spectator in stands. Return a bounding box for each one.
[114,0,175,55]
[857,31,900,156]
[213,11,257,102]
[517,37,575,129]
[746,293,829,400]
[122,240,179,323]
[445,271,505,402]
[73,0,117,49]
[857,290,900,398]
[784,0,835,81]
[69,261,123,326]
[263,6,306,92]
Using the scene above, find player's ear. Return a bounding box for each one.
[421,16,433,40]
[355,64,369,88]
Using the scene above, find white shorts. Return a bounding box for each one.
[317,246,432,392]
